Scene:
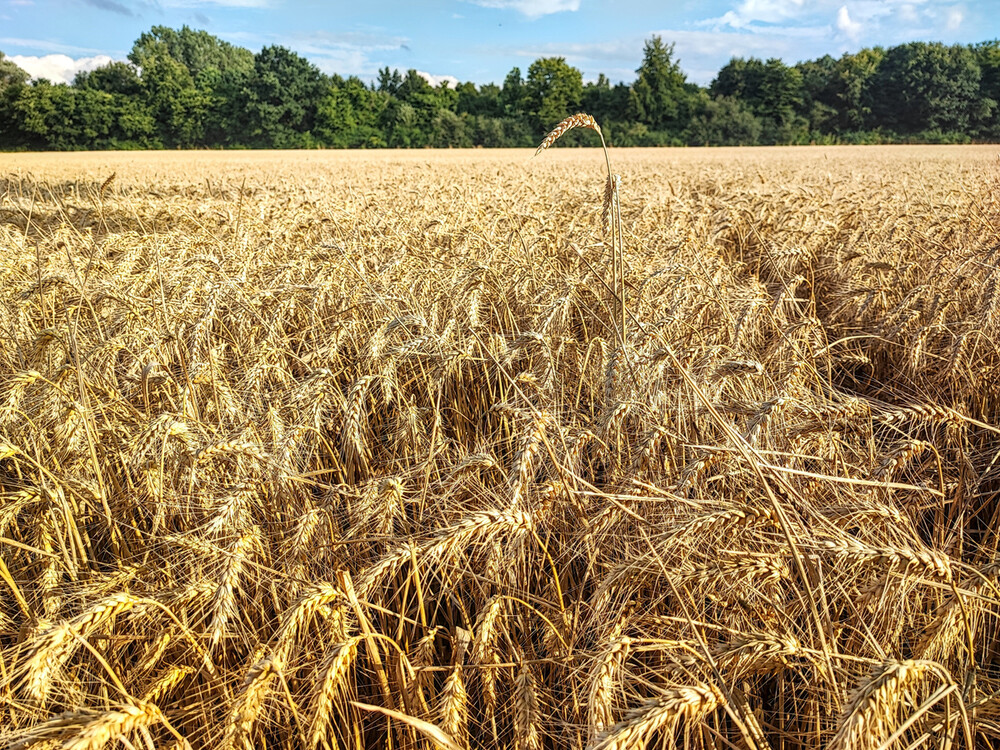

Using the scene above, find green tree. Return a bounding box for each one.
[824,48,884,132]
[973,40,1000,137]
[238,45,326,147]
[377,67,402,95]
[129,25,253,77]
[129,26,255,147]
[396,69,435,107]
[317,75,388,147]
[524,57,583,134]
[0,51,29,90]
[867,42,981,133]
[141,51,208,146]
[455,81,478,114]
[111,95,158,148]
[501,66,525,118]
[469,115,508,146]
[0,52,30,146]
[430,109,470,147]
[316,77,357,148]
[711,57,805,142]
[712,58,757,105]
[457,82,503,118]
[394,70,460,143]
[7,81,85,149]
[3,81,157,150]
[686,93,762,146]
[75,62,144,97]
[629,36,692,132]
[976,41,1000,103]
[582,74,630,128]
[8,26,1000,151]
[380,99,422,147]
[795,54,838,133]
[127,32,213,147]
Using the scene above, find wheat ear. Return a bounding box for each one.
[535,113,601,156]
[829,659,945,750]
[588,684,721,750]
[63,702,166,750]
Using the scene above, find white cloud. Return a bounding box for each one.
[218,29,411,79]
[470,0,580,19]
[8,53,115,83]
[417,70,459,87]
[896,3,922,23]
[703,0,952,36]
[847,0,929,25]
[290,31,410,78]
[836,5,862,39]
[714,0,806,28]
[685,0,980,59]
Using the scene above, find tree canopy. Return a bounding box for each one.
[1,27,998,150]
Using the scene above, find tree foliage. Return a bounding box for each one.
[0,51,29,90]
[2,28,999,150]
[629,36,692,132]
[523,57,582,131]
[868,42,982,133]
[712,57,807,143]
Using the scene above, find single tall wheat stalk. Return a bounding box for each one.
[535,113,626,344]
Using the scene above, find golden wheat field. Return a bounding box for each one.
[1,142,1000,750]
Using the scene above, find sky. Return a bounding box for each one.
[2,0,998,87]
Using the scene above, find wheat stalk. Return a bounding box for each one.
[588,684,722,750]
[63,702,167,750]
[309,638,359,750]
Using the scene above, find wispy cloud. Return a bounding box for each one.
[0,36,107,55]
[162,0,271,7]
[9,53,116,82]
[469,0,580,19]
[80,0,135,16]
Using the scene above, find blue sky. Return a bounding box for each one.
[2,0,998,86]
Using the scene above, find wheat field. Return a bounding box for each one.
[1,142,999,750]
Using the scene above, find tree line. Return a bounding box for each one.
[1,26,998,150]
